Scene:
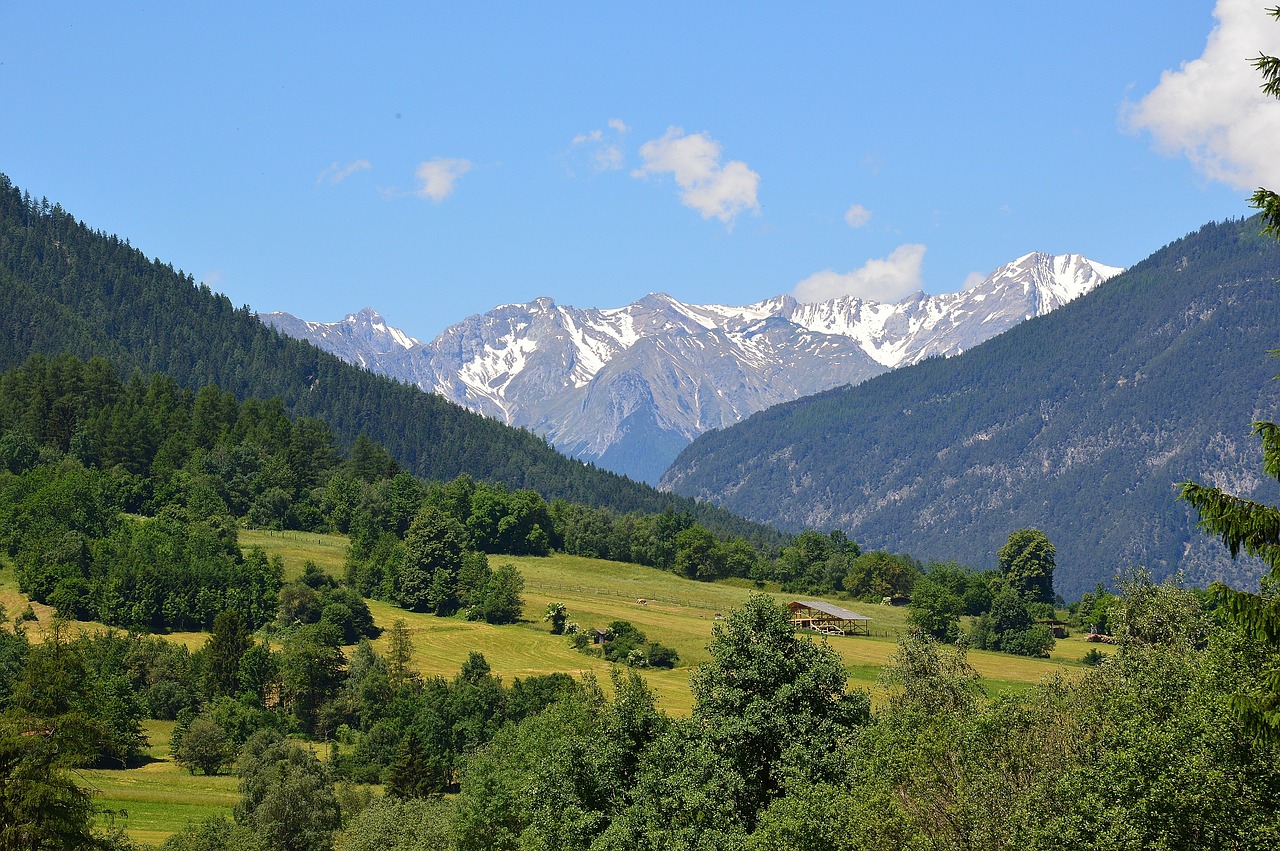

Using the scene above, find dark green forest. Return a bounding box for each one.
[665,214,1280,598]
[0,352,803,634]
[0,175,784,551]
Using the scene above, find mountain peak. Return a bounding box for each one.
[264,250,1120,482]
[660,216,1280,598]
[349,306,385,324]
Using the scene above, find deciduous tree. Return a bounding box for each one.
[400,504,468,613]
[173,716,233,776]
[480,564,524,625]
[689,594,870,827]
[234,731,341,851]
[997,528,1055,604]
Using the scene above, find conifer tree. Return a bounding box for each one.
[207,610,252,698]
[1250,7,1280,241]
[386,618,416,689]
[1180,6,1280,744]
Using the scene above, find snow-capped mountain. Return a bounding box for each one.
[261,307,421,370]
[260,252,1122,483]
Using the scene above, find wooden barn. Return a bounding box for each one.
[787,600,871,636]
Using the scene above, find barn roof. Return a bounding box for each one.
[790,600,870,621]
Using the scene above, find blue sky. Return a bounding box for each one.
[3,2,1278,340]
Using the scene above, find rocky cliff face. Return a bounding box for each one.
[261,252,1120,483]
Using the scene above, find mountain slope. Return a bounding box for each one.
[661,216,1280,598]
[0,175,785,548]
[264,253,1120,483]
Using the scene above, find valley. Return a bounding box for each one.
[0,175,1277,849]
[7,2,1280,847]
[0,532,1107,845]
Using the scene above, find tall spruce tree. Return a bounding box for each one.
[1180,6,1280,744]
[207,611,252,699]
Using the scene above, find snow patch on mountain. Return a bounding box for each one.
[260,252,1122,483]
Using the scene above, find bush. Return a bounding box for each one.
[335,796,455,851]
[645,642,680,669]
[970,589,1055,658]
[173,716,234,776]
[1081,648,1107,667]
[996,624,1055,659]
[595,620,679,668]
[543,602,568,635]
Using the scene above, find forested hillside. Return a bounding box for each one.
[663,216,1280,598]
[0,175,782,549]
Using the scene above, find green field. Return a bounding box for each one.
[80,722,240,847]
[0,530,1110,844]
[239,530,1105,712]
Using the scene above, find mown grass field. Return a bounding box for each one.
[80,721,240,847]
[239,530,1108,712]
[0,530,1112,844]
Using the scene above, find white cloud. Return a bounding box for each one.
[632,126,761,224]
[1125,0,1280,189]
[571,118,629,172]
[962,271,987,290]
[414,158,472,202]
[594,144,624,171]
[844,203,872,228]
[794,244,927,304]
[316,159,372,185]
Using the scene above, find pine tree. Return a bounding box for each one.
[1179,5,1280,744]
[207,610,252,698]
[1250,7,1280,242]
[385,726,445,798]
[1181,422,1280,742]
[386,618,416,689]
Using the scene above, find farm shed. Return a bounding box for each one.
[788,601,870,636]
[1039,619,1069,639]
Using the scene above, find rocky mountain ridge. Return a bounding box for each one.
[262,252,1121,482]
[658,216,1280,597]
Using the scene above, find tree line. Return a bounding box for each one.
[142,583,1280,850]
[0,352,792,630]
[0,173,787,551]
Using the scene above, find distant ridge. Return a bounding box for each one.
[661,216,1280,597]
[263,252,1120,483]
[0,174,786,549]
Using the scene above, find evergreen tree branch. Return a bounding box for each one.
[1254,53,1280,99]
[1179,482,1280,569]
[1257,420,1280,481]
[1210,582,1280,644]
[1252,188,1280,240]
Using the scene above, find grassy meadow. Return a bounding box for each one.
[0,530,1111,844]
[79,721,240,847]
[238,530,1107,711]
